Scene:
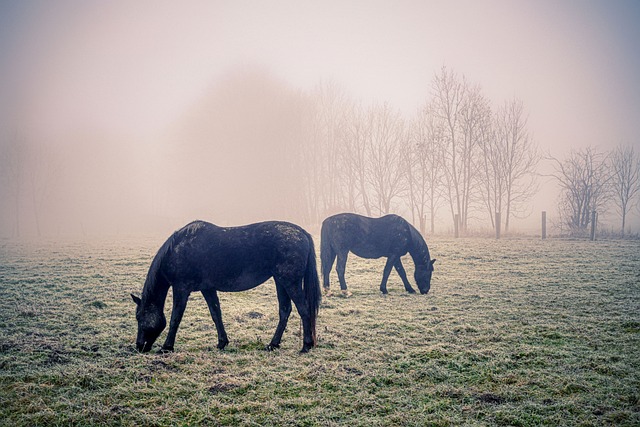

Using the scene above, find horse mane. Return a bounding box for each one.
[408,224,431,266]
[141,230,177,301]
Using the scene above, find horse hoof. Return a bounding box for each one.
[158,347,173,354]
[265,344,280,352]
[217,341,229,350]
[324,289,333,297]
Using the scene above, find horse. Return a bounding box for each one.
[131,220,321,354]
[320,213,435,295]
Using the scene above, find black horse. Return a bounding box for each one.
[321,213,435,295]
[131,220,321,354]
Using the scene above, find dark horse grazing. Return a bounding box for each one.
[321,213,435,295]
[131,220,321,353]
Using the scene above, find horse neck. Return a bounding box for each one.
[141,274,170,310]
[141,235,174,309]
[408,236,431,267]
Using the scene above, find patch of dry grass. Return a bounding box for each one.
[0,236,638,426]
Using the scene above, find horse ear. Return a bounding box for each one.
[131,294,141,306]
[431,259,437,265]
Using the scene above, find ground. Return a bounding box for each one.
[0,236,638,426]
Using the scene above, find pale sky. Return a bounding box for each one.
[2,0,638,152]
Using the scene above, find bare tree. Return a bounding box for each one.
[610,144,640,237]
[407,103,444,234]
[365,103,407,215]
[431,67,466,231]
[296,80,352,226]
[478,111,504,230]
[493,98,539,232]
[311,81,350,220]
[431,67,488,233]
[338,102,372,215]
[548,147,613,233]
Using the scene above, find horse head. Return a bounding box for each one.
[414,258,436,294]
[131,294,166,352]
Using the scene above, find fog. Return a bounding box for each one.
[1,0,639,237]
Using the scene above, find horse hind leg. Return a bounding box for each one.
[289,285,316,353]
[336,252,349,292]
[202,288,229,350]
[322,247,336,291]
[266,281,293,351]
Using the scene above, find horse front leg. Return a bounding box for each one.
[202,288,229,350]
[161,289,189,353]
[394,259,416,294]
[267,282,292,351]
[379,257,396,294]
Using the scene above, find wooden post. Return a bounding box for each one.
[541,211,547,240]
[495,212,501,239]
[590,210,597,241]
[454,214,459,238]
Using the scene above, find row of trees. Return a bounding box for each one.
[301,67,540,236]
[2,66,638,237]
[549,145,640,237]
[301,67,639,237]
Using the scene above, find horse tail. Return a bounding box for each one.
[303,231,322,346]
[319,221,333,288]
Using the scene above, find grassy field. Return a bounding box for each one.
[1,235,639,426]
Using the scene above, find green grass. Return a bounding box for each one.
[1,236,639,426]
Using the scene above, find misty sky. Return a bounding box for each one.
[2,0,639,150]
[1,0,639,234]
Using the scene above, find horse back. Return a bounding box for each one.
[161,220,312,292]
[322,213,411,259]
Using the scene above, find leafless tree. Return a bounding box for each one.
[548,147,613,233]
[431,67,487,232]
[406,103,445,234]
[309,81,350,220]
[338,102,372,215]
[610,144,640,237]
[478,111,504,230]
[490,98,539,232]
[431,67,465,231]
[295,80,351,225]
[365,103,407,216]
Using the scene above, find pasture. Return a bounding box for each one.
[1,235,639,426]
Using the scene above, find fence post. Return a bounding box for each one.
[590,210,597,241]
[541,211,547,240]
[495,212,501,239]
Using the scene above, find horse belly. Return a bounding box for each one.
[350,241,407,260]
[208,271,272,292]
[350,245,385,259]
